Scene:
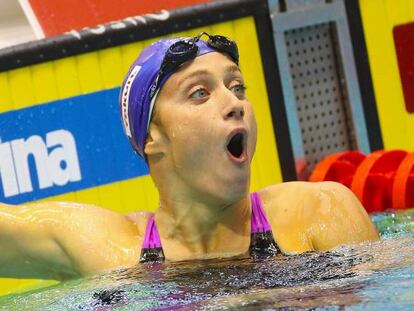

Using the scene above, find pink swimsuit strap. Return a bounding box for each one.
[250,192,272,234]
[139,192,278,262]
[141,215,162,249]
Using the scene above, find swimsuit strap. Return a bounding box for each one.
[139,215,165,263]
[139,193,279,263]
[249,192,279,259]
[250,192,272,233]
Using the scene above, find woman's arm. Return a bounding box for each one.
[0,202,142,280]
[0,202,78,280]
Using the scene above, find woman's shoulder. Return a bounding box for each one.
[253,182,322,253]
[255,180,360,222]
[255,181,379,251]
[256,181,351,207]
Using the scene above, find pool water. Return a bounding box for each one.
[1,209,414,310]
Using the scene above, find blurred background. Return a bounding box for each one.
[0,0,211,47]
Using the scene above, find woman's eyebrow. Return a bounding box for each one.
[178,69,210,87]
[177,65,242,87]
[225,64,242,75]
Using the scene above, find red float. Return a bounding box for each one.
[309,151,365,188]
[349,150,407,213]
[392,152,414,209]
[310,150,414,213]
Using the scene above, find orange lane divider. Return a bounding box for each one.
[309,151,366,188]
[392,152,414,209]
[310,150,413,213]
[350,150,407,213]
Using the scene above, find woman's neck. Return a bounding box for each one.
[154,192,251,259]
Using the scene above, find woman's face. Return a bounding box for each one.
[152,52,257,204]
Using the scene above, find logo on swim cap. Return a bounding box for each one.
[121,65,141,138]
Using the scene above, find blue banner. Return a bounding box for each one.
[0,88,149,204]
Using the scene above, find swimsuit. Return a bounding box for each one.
[139,192,279,263]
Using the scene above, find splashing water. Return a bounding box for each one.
[2,209,414,310]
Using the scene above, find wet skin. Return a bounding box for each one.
[0,53,379,280]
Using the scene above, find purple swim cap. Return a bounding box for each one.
[119,38,218,160]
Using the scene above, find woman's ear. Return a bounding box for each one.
[144,122,168,157]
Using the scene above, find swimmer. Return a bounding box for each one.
[0,33,379,280]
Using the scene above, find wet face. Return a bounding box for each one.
[149,52,257,204]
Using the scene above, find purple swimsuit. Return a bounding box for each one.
[139,192,279,263]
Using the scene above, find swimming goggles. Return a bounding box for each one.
[149,32,239,99]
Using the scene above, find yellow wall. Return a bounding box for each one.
[360,0,414,149]
[0,17,282,296]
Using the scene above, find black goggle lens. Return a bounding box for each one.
[167,40,197,59]
[150,33,239,99]
[159,40,198,85]
[208,35,239,64]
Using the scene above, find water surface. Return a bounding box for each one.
[1,209,414,310]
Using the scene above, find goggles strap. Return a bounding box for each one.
[147,88,161,132]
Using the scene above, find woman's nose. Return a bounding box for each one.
[223,94,245,121]
[225,105,245,120]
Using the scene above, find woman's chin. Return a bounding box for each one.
[214,177,251,203]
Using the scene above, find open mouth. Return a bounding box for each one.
[226,131,247,162]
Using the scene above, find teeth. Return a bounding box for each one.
[227,133,244,158]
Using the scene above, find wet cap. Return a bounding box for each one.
[119,38,217,160]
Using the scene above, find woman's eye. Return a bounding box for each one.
[231,83,246,97]
[190,88,209,99]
